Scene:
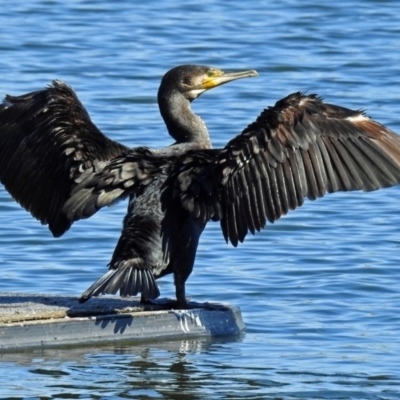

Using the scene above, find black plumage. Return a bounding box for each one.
[1,65,400,308]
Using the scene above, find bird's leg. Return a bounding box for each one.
[174,273,190,309]
[139,294,170,310]
[140,294,153,304]
[139,289,189,309]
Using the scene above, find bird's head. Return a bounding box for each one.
[159,65,258,102]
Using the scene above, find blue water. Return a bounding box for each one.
[1,0,400,398]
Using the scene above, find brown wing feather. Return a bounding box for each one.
[0,80,129,237]
[167,92,400,246]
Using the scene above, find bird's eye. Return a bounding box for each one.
[207,70,215,78]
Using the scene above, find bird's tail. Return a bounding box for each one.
[79,265,160,303]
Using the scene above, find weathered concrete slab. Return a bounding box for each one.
[0,293,245,350]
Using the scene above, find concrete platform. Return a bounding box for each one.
[0,293,245,350]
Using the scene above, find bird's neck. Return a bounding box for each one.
[158,91,212,148]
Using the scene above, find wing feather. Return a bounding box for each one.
[165,92,400,246]
[0,81,128,236]
[63,147,165,222]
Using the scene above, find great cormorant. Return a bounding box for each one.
[1,65,400,308]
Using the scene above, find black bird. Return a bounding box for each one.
[1,65,400,309]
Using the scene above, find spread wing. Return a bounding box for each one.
[166,92,400,246]
[0,80,129,237]
[63,147,166,223]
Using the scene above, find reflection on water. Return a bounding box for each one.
[1,336,399,399]
[0,339,240,399]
